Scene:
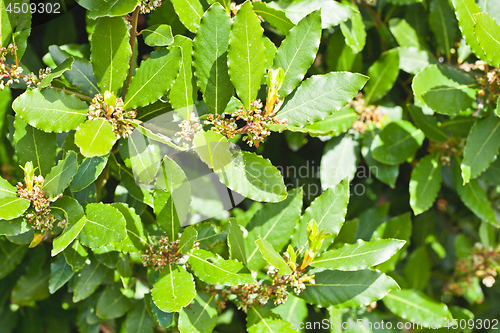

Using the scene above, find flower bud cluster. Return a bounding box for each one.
[1,44,22,90]
[88,93,137,138]
[350,93,383,133]
[474,61,500,108]
[427,135,465,165]
[444,243,499,298]
[139,0,162,14]
[16,175,57,232]
[141,235,183,270]
[175,119,203,144]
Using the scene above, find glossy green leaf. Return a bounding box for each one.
[0,217,29,236]
[13,115,57,177]
[73,258,108,302]
[216,151,287,203]
[51,196,86,256]
[389,18,428,50]
[474,12,500,72]
[80,203,127,249]
[371,121,425,165]
[326,31,362,72]
[11,269,50,305]
[408,104,447,142]
[96,284,132,319]
[227,1,266,108]
[293,179,349,249]
[383,289,453,327]
[38,57,74,89]
[412,64,477,115]
[178,226,197,255]
[399,46,436,74]
[246,188,302,270]
[169,35,196,119]
[462,116,500,183]
[49,255,74,294]
[70,155,109,192]
[255,238,292,275]
[124,300,155,333]
[0,177,17,199]
[320,133,360,188]
[189,248,255,286]
[82,0,140,19]
[193,130,232,172]
[303,107,358,137]
[252,2,294,35]
[410,152,442,215]
[429,0,460,61]
[12,89,88,133]
[151,264,196,312]
[142,24,174,46]
[404,247,430,291]
[178,291,217,333]
[63,240,88,271]
[111,203,148,252]
[171,0,203,33]
[228,219,247,264]
[91,16,131,94]
[0,197,30,220]
[42,151,78,199]
[300,270,399,308]
[276,72,368,127]
[0,239,28,278]
[340,2,366,53]
[272,10,321,97]
[311,239,405,270]
[0,0,31,59]
[124,48,182,109]
[364,49,400,104]
[144,293,174,328]
[451,0,488,62]
[75,119,117,157]
[193,3,233,115]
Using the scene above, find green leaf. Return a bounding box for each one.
[340,2,366,53]
[151,264,196,312]
[49,45,100,97]
[252,2,295,35]
[475,12,500,67]
[12,89,89,133]
[63,240,88,271]
[171,0,203,33]
[189,248,255,286]
[383,289,452,328]
[38,57,74,89]
[364,49,400,104]
[0,176,17,199]
[311,239,405,270]
[82,0,140,19]
[255,238,292,275]
[404,247,430,291]
[73,257,108,302]
[111,203,148,252]
[326,31,362,72]
[80,203,127,249]
[142,24,174,47]
[42,151,78,199]
[0,217,29,236]
[429,0,460,61]
[178,226,197,255]
[410,152,442,215]
[70,155,109,192]
[303,107,358,137]
[11,269,50,306]
[300,270,399,308]
[272,295,308,324]
[169,36,196,119]
[179,291,218,333]
[193,130,232,172]
[263,36,277,69]
[96,284,132,319]
[269,0,355,29]
[272,10,321,98]
[451,0,488,62]
[0,239,28,278]
[1,0,32,59]
[454,158,498,226]
[13,115,57,177]
[51,196,86,256]
[227,1,266,108]
[0,197,29,220]
[228,219,247,264]
[408,104,447,142]
[124,48,182,109]
[462,115,500,183]
[276,72,368,127]
[91,16,131,94]
[371,121,425,165]
[193,3,233,115]
[144,293,174,328]
[49,255,74,294]
[216,151,287,203]
[399,46,436,75]
[293,179,349,249]
[389,18,428,50]
[412,64,477,115]
[320,134,360,188]
[246,188,302,270]
[75,119,117,157]
[124,300,155,333]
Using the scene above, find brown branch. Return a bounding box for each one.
[50,86,93,102]
[122,6,140,99]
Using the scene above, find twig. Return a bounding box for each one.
[122,6,140,99]
[50,86,93,102]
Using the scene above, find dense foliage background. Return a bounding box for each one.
[1,0,500,332]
